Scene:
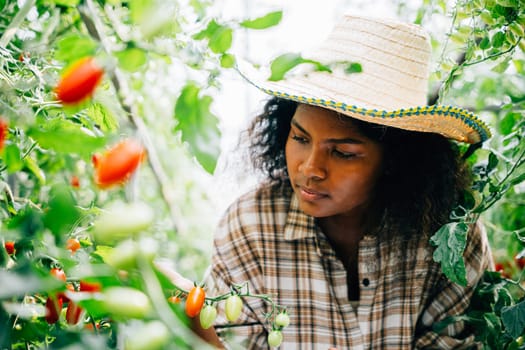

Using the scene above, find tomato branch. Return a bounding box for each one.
[78,0,183,233]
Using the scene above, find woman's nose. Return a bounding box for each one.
[299,150,326,180]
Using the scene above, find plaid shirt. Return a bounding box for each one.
[207,184,493,349]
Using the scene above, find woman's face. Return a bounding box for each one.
[285,104,384,219]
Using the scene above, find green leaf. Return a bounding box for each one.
[86,103,119,133]
[3,144,24,173]
[502,300,525,339]
[492,31,506,48]
[487,152,499,173]
[479,36,491,50]
[28,118,106,157]
[240,11,283,29]
[115,47,147,72]
[174,83,220,173]
[54,35,98,63]
[43,184,81,238]
[220,53,236,68]
[268,53,334,81]
[430,222,469,286]
[53,0,81,6]
[345,62,362,74]
[209,26,233,54]
[0,269,63,299]
[24,157,46,185]
[193,20,221,40]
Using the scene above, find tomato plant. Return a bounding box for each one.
[4,241,15,255]
[199,304,217,329]
[268,330,283,348]
[45,296,63,324]
[50,268,67,282]
[66,238,81,254]
[0,119,7,150]
[93,139,145,188]
[102,287,152,319]
[185,286,205,318]
[275,311,290,328]
[65,300,84,325]
[55,56,104,105]
[224,294,243,322]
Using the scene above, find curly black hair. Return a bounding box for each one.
[247,97,472,239]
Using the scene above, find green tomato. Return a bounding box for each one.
[267,330,283,348]
[102,286,151,319]
[125,320,169,350]
[199,304,217,329]
[92,200,154,244]
[104,237,158,270]
[275,312,290,328]
[224,294,243,322]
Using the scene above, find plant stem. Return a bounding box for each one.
[78,0,182,233]
[0,0,36,49]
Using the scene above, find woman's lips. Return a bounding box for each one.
[297,186,328,201]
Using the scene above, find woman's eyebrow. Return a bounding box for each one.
[291,118,364,144]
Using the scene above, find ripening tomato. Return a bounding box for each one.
[93,139,146,188]
[225,294,243,322]
[515,254,525,270]
[268,330,283,348]
[199,304,217,329]
[55,57,104,105]
[70,175,80,188]
[45,296,63,324]
[0,119,7,151]
[275,311,290,328]
[66,238,81,254]
[65,300,83,325]
[168,296,181,304]
[79,280,102,292]
[4,241,15,255]
[50,268,67,282]
[185,286,205,318]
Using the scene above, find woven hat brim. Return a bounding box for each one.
[237,60,491,144]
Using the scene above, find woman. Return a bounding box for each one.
[160,14,493,349]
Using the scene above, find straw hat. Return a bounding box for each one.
[237,14,491,144]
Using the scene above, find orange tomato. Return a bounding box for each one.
[93,139,145,188]
[185,286,205,318]
[55,57,104,105]
[66,238,81,254]
[4,241,15,255]
[0,119,8,151]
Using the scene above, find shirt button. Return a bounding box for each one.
[362,278,370,287]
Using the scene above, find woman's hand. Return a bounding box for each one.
[154,259,194,291]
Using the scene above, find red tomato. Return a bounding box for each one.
[70,176,80,188]
[66,300,83,325]
[93,139,146,188]
[0,119,7,151]
[50,268,67,282]
[66,238,81,254]
[4,241,15,255]
[45,296,63,324]
[185,286,205,318]
[515,255,525,270]
[55,57,104,105]
[79,280,102,292]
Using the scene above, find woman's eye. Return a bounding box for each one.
[291,134,308,144]
[333,149,356,159]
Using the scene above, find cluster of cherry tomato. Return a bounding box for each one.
[170,284,289,347]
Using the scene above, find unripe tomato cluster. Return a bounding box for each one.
[178,284,289,347]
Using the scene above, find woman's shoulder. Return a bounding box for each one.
[229,181,293,212]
